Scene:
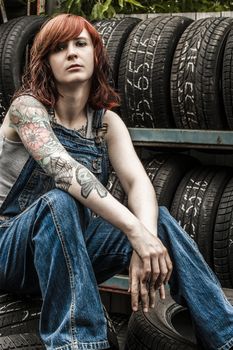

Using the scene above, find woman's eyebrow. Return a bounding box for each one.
[75,36,90,41]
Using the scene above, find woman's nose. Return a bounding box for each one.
[67,42,78,60]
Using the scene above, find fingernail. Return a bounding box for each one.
[150,304,155,308]
[143,308,148,313]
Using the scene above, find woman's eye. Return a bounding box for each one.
[54,44,66,52]
[76,41,87,47]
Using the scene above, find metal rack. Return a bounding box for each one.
[129,128,233,150]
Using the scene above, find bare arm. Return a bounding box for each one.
[106,110,158,235]
[106,110,173,309]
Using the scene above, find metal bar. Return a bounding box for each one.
[27,0,31,15]
[0,0,7,23]
[128,128,233,149]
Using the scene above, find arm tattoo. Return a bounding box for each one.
[9,96,72,188]
[9,96,64,162]
[75,164,107,199]
[48,156,73,191]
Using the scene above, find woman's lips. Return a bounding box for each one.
[67,64,82,71]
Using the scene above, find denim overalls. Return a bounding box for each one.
[0,109,233,350]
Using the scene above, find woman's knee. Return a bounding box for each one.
[41,189,79,215]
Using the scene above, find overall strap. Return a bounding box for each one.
[92,108,105,129]
[92,109,108,144]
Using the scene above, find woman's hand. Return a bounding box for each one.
[128,227,173,313]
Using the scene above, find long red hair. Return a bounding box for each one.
[15,14,120,110]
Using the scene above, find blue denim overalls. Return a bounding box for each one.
[0,109,233,350]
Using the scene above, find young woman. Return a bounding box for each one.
[0,14,232,350]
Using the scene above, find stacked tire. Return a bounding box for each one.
[0,15,47,121]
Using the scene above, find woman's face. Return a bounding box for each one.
[48,28,94,88]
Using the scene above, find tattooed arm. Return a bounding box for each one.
[8,95,141,232]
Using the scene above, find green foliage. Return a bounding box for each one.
[142,0,233,13]
[57,0,233,19]
[59,0,144,19]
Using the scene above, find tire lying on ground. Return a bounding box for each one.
[170,166,233,268]
[118,16,192,128]
[125,288,233,350]
[0,333,44,350]
[0,292,44,349]
[0,15,47,119]
[0,292,41,337]
[94,17,141,88]
[171,17,233,130]
[214,176,233,288]
[0,291,117,349]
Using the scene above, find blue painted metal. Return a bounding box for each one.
[99,275,129,294]
[128,128,233,149]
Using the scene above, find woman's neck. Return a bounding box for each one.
[54,85,90,127]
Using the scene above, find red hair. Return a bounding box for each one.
[14,14,120,110]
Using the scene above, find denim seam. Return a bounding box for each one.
[218,336,233,350]
[44,197,77,346]
[53,339,109,350]
[0,199,40,227]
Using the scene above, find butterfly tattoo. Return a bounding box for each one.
[75,165,107,199]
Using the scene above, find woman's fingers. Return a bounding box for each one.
[130,274,139,311]
[139,256,151,312]
[147,248,172,305]
[159,283,166,299]
[164,253,173,284]
[140,279,149,312]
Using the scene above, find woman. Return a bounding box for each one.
[0,14,232,350]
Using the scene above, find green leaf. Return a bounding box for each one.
[118,0,124,8]
[125,0,144,9]
[102,0,112,12]
[104,4,116,17]
[66,0,76,12]
[91,3,103,19]
[70,0,82,14]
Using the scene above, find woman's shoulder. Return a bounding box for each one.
[11,93,45,108]
[9,94,49,122]
[103,109,127,128]
[103,109,121,123]
[103,109,130,143]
